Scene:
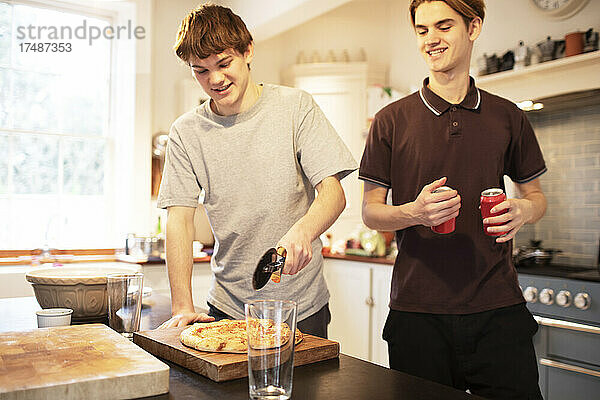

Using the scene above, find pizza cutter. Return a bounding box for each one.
[252,246,287,291]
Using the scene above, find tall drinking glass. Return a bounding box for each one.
[107,272,144,339]
[245,300,297,400]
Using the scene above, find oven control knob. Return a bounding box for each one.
[574,293,591,310]
[539,288,554,305]
[523,286,538,303]
[556,290,572,307]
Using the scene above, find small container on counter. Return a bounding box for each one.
[36,308,73,328]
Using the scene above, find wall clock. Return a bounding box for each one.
[530,0,590,19]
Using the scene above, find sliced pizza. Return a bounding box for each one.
[180,319,303,353]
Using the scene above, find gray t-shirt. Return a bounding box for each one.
[157,84,357,321]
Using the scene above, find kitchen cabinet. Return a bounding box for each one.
[191,262,213,309]
[323,258,393,367]
[283,62,386,239]
[371,263,394,366]
[322,258,371,360]
[142,261,212,310]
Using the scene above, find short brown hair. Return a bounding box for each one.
[409,0,485,27]
[174,3,253,63]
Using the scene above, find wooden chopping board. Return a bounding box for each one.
[0,324,169,400]
[133,326,339,382]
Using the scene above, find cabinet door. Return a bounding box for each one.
[545,363,600,400]
[323,259,371,361]
[371,265,393,367]
[192,262,213,310]
[294,75,365,160]
[294,74,366,223]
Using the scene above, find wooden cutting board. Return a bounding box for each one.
[0,324,169,400]
[133,326,339,382]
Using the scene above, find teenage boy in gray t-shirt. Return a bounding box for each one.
[156,4,357,337]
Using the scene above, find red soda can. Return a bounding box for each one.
[480,188,508,236]
[431,186,456,234]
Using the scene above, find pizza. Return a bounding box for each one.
[180,319,303,353]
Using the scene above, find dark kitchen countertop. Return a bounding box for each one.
[1,296,482,400]
[325,253,600,282]
[143,352,482,400]
[516,263,600,282]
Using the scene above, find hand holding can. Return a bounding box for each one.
[431,186,457,234]
[480,188,508,236]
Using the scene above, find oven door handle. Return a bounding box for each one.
[539,358,600,378]
[534,316,600,335]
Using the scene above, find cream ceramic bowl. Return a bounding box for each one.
[26,265,140,323]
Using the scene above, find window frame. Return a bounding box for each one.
[0,0,140,252]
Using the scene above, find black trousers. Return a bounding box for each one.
[207,302,331,339]
[383,303,543,400]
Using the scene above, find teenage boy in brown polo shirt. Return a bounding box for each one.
[359,1,546,398]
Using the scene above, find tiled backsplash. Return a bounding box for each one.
[515,103,600,266]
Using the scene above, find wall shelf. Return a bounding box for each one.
[282,62,387,86]
[475,50,600,102]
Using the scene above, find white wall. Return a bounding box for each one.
[217,0,353,42]
[251,0,600,92]
[253,0,393,86]
[151,0,200,135]
[149,0,394,129]
[149,0,382,130]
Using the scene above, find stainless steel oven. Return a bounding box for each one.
[518,268,600,400]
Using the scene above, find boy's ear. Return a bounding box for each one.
[244,42,255,65]
[468,17,482,41]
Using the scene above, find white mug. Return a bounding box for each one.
[36,308,73,328]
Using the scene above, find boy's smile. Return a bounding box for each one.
[212,83,233,93]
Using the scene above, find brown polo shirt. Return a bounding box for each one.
[359,77,546,314]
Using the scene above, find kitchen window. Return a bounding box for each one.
[0,1,127,250]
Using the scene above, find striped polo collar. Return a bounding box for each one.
[419,76,481,116]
